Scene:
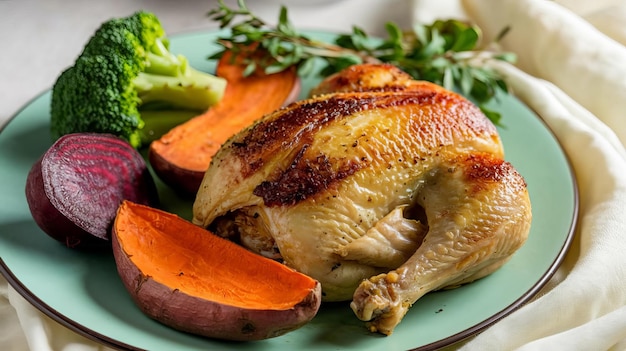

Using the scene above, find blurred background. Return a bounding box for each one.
[0,0,415,127]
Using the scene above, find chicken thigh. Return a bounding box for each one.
[192,64,532,335]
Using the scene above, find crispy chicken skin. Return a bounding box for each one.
[192,64,532,335]
[310,63,439,96]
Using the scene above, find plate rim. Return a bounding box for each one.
[0,29,580,351]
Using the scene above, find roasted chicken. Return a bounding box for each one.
[192,64,532,335]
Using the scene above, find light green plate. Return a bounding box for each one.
[0,30,577,351]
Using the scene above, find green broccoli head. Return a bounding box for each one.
[51,54,145,147]
[125,11,167,52]
[81,18,146,71]
[50,11,227,148]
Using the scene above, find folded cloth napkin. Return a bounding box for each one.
[412,0,626,349]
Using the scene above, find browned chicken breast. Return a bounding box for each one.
[192,64,532,335]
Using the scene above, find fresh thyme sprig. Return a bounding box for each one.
[208,0,516,125]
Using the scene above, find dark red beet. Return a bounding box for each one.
[25,133,159,249]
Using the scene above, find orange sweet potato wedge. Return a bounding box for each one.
[149,50,301,194]
[112,200,321,341]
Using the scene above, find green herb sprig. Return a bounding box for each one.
[208,0,515,125]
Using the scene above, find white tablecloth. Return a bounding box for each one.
[2,0,625,350]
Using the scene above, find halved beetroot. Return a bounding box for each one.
[112,201,321,341]
[25,133,158,249]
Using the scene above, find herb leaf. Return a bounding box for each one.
[207,0,515,125]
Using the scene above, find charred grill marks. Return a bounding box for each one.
[233,90,491,207]
[232,92,443,176]
[253,145,363,206]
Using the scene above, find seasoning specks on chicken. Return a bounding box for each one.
[192,63,532,335]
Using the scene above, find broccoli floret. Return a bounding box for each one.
[50,11,227,148]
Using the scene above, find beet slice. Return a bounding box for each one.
[25,133,159,249]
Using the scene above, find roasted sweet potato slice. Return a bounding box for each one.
[149,50,301,194]
[112,201,321,341]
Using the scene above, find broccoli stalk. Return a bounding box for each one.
[50,11,227,148]
[134,57,225,111]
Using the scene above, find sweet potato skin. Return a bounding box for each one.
[111,201,321,341]
[114,250,321,341]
